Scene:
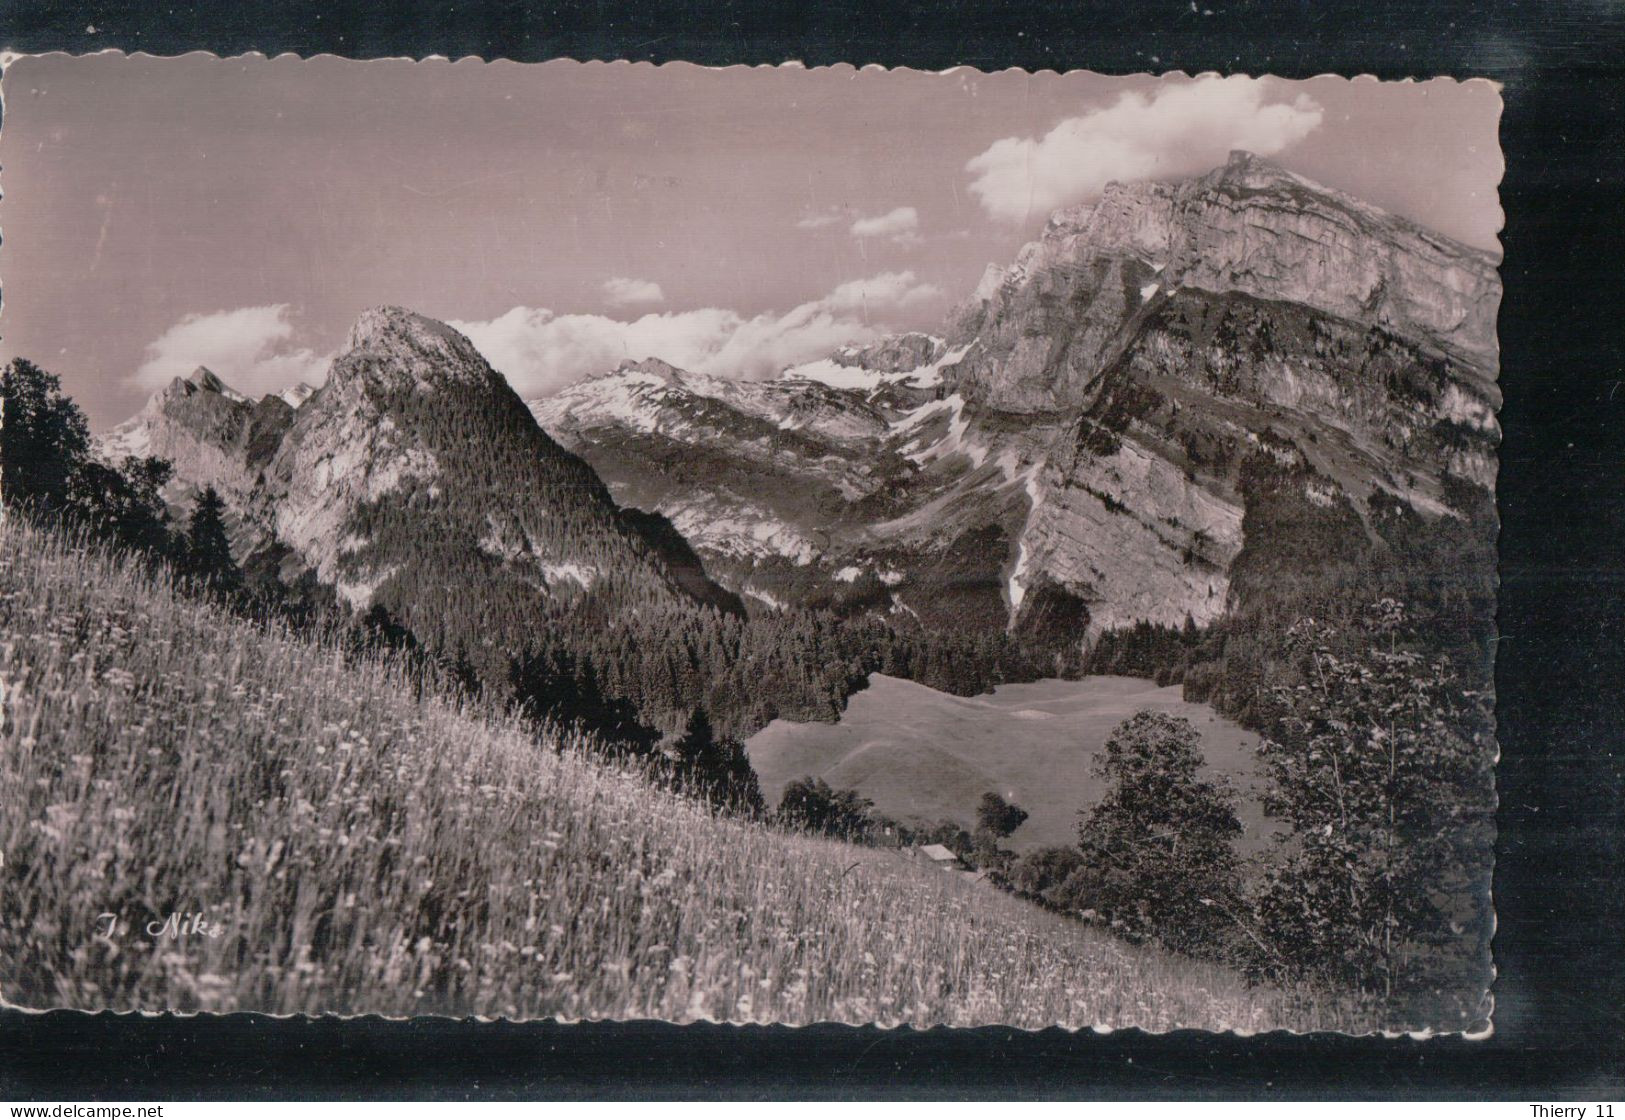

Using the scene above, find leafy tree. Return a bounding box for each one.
[975,792,1029,838]
[777,776,873,840]
[2,357,175,557]
[182,487,243,596]
[0,358,90,514]
[1068,711,1243,954]
[967,792,1029,878]
[68,455,176,557]
[1252,601,1495,1007]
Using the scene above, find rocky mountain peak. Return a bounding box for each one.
[951,153,1502,413]
[331,306,497,394]
[158,365,245,404]
[1214,148,1295,183]
[610,356,686,383]
[830,332,946,374]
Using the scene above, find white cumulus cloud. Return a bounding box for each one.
[849,206,920,241]
[131,304,331,397]
[601,277,666,307]
[451,271,944,399]
[795,207,850,230]
[965,75,1324,224]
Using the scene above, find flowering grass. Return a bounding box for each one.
[0,519,1373,1030]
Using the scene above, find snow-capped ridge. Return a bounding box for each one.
[277,382,318,409]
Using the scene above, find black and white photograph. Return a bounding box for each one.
[0,56,1503,1035]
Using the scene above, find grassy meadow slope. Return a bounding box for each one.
[748,673,1272,853]
[0,520,1367,1029]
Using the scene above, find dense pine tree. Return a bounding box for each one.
[182,487,243,596]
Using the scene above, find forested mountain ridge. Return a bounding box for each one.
[259,306,724,626]
[103,308,722,617]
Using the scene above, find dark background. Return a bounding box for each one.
[1,0,1621,1099]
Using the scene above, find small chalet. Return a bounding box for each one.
[916,843,964,870]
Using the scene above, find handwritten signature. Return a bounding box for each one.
[94,911,228,940]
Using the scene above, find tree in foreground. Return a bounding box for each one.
[1253,601,1494,1013]
[1,358,90,515]
[2,357,175,557]
[1068,711,1243,955]
[182,487,243,597]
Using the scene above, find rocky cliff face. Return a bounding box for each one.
[99,367,295,506]
[535,153,1500,650]
[932,152,1499,635]
[950,151,1500,414]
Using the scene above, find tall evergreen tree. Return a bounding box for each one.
[665,707,765,815]
[183,486,242,596]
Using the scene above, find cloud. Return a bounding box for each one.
[601,277,666,307]
[818,272,941,315]
[796,208,850,230]
[849,206,920,241]
[131,304,330,397]
[451,271,944,398]
[965,75,1324,224]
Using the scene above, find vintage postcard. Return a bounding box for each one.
[0,56,1500,1033]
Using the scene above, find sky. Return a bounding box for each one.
[0,54,1503,429]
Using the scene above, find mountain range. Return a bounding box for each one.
[99,151,1500,713]
[531,151,1500,651]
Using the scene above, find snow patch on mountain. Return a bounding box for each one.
[901,394,990,469]
[541,562,596,589]
[746,588,791,611]
[784,340,973,394]
[279,382,318,409]
[1006,470,1046,614]
[662,497,821,565]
